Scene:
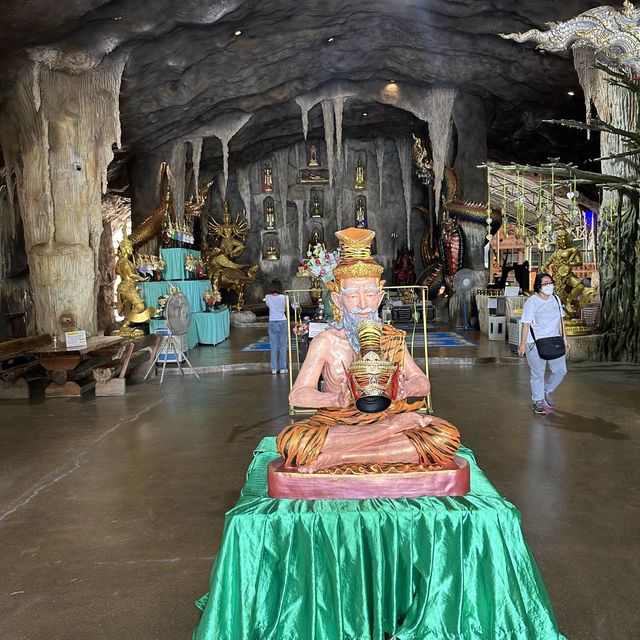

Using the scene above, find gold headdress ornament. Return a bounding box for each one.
[331,228,384,283]
[347,320,399,413]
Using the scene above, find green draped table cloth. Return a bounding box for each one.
[160,248,201,280]
[192,308,230,345]
[193,437,565,640]
[139,279,210,313]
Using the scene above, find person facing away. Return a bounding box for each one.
[264,279,288,375]
[518,272,570,415]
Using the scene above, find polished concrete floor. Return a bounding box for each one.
[1,336,639,639]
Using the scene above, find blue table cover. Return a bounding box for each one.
[192,308,230,345]
[139,279,210,313]
[160,248,201,280]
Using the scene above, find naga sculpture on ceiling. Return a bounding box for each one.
[500,1,640,75]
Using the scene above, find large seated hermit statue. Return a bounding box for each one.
[270,228,468,498]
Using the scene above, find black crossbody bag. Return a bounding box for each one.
[529,295,566,360]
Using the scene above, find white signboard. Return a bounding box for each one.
[308,322,330,338]
[65,330,87,350]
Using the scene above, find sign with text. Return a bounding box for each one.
[65,330,87,350]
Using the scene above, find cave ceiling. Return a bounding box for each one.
[0,0,604,186]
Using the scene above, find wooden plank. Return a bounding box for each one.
[40,354,83,371]
[45,379,96,398]
[95,378,126,397]
[0,378,29,399]
[34,335,124,356]
[0,335,51,362]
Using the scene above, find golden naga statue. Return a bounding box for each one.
[184,180,213,221]
[113,236,152,337]
[543,228,595,316]
[204,201,257,310]
[275,228,462,476]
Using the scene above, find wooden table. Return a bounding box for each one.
[32,336,125,397]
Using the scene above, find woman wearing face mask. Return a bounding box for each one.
[518,273,570,414]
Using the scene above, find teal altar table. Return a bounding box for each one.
[149,308,229,348]
[139,279,210,312]
[193,437,565,640]
[192,308,230,345]
[160,248,201,280]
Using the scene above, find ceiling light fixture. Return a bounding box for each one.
[234,30,242,36]
[327,37,335,42]
[389,79,396,83]
[567,91,575,96]
[362,112,368,116]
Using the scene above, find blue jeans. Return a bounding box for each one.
[268,321,288,371]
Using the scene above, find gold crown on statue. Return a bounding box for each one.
[347,320,399,413]
[332,228,384,282]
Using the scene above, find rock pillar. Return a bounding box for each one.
[0,53,126,338]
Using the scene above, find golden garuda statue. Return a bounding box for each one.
[269,228,468,499]
[113,236,152,337]
[208,200,249,258]
[205,200,258,310]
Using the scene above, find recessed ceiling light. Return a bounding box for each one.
[327,37,335,42]
[234,30,242,36]
[389,79,396,83]
[362,112,368,116]
[567,91,575,96]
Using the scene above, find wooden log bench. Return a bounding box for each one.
[93,334,161,396]
[0,335,51,399]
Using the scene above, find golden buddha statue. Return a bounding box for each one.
[307,227,325,254]
[274,228,461,475]
[208,201,249,258]
[543,228,595,316]
[114,237,152,337]
[263,238,279,260]
[354,159,366,190]
[204,245,258,311]
[308,144,319,167]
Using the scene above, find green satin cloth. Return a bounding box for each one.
[193,437,565,640]
[160,248,201,280]
[192,309,230,345]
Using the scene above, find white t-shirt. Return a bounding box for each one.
[265,293,287,321]
[521,294,565,343]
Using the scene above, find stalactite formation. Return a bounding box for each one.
[166,139,187,222]
[395,137,414,247]
[274,148,289,243]
[237,165,252,225]
[425,86,458,220]
[189,138,204,192]
[321,101,336,188]
[375,137,386,206]
[0,52,126,337]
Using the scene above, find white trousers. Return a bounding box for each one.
[525,343,567,402]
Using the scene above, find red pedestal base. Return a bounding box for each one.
[267,456,470,500]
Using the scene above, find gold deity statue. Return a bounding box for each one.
[206,202,258,311]
[307,227,325,253]
[114,236,152,337]
[355,196,367,228]
[543,228,595,315]
[355,159,366,190]
[308,144,319,167]
[263,238,279,260]
[543,227,595,336]
[263,162,274,193]
[208,201,249,258]
[264,199,276,230]
[311,193,322,218]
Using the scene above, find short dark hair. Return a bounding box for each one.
[269,279,283,294]
[533,272,554,293]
